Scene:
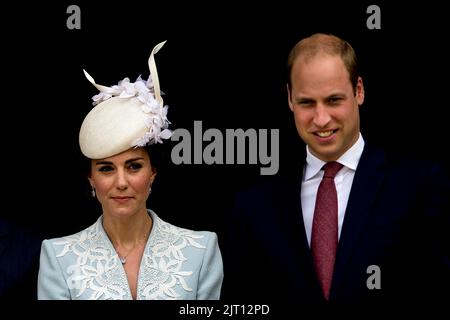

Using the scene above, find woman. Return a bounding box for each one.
[37,41,223,300]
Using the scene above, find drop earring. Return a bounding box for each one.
[149,186,152,194]
[91,187,96,197]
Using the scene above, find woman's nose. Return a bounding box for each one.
[115,169,128,190]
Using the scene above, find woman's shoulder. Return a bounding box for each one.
[149,210,218,248]
[42,217,101,248]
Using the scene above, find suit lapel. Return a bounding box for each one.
[279,170,311,264]
[275,145,310,263]
[276,162,323,298]
[330,144,387,298]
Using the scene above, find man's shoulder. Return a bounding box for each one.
[230,175,301,220]
[362,143,448,175]
[236,175,297,198]
[360,143,449,193]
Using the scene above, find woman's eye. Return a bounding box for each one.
[98,166,113,172]
[129,163,142,171]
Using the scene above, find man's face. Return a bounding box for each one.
[288,53,364,161]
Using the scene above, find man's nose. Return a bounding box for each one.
[313,104,332,128]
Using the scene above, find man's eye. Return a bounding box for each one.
[298,100,314,107]
[328,97,343,104]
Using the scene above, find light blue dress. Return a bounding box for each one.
[38,210,223,300]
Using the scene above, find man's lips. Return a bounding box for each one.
[312,129,338,138]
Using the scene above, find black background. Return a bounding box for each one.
[2,0,448,271]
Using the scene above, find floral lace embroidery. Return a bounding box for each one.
[53,212,205,300]
[139,217,205,299]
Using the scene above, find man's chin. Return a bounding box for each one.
[309,145,342,162]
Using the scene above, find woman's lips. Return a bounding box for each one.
[111,196,133,203]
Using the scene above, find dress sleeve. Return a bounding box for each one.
[37,239,71,300]
[196,232,224,300]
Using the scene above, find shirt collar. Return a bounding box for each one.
[304,133,365,181]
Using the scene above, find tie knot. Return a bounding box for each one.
[323,161,343,179]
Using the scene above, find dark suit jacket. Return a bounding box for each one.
[0,218,41,300]
[223,144,449,309]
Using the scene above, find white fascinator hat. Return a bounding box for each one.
[79,41,172,159]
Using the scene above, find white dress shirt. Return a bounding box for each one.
[301,133,365,246]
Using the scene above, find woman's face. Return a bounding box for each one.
[88,148,156,219]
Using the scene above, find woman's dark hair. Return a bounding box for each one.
[143,142,170,174]
[81,142,171,177]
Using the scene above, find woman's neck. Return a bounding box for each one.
[102,209,153,247]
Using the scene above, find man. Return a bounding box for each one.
[223,33,449,307]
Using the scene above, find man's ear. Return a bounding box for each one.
[287,84,294,112]
[356,76,365,106]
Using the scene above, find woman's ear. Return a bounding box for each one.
[88,177,94,188]
[150,171,157,185]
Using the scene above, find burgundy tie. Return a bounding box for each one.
[311,161,343,300]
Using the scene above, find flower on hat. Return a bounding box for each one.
[88,74,172,146]
[82,41,172,151]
